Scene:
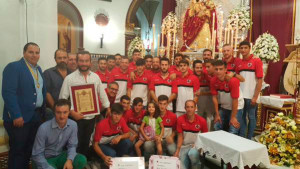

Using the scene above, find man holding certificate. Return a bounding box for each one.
[59,50,110,158]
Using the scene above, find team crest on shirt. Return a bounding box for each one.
[143,77,147,81]
[117,126,121,131]
[187,79,191,83]
[231,64,235,68]
[225,84,229,88]
[166,118,171,123]
[202,80,207,83]
[195,124,200,129]
[167,79,171,83]
[247,63,252,67]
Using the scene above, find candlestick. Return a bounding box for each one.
[212,30,216,58]
[173,32,176,56]
[234,28,238,52]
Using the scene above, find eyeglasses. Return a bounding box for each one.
[109,87,119,92]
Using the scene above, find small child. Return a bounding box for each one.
[135,102,164,156]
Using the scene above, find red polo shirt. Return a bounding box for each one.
[149,73,176,110]
[94,117,129,144]
[128,62,136,73]
[210,76,244,110]
[123,109,146,132]
[177,114,207,145]
[127,71,150,106]
[95,70,110,88]
[109,67,130,102]
[236,54,263,99]
[224,57,242,72]
[174,72,200,112]
[160,110,177,138]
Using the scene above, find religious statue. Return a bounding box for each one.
[181,0,217,51]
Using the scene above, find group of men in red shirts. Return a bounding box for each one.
[91,41,263,169]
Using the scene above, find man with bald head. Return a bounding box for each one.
[222,44,242,72]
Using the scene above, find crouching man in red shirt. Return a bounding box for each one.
[93,103,133,167]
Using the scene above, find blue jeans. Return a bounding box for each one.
[179,146,200,169]
[99,139,133,157]
[214,108,243,135]
[240,99,257,139]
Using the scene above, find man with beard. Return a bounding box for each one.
[203,49,213,61]
[59,50,110,158]
[44,49,71,118]
[67,53,77,72]
[114,53,122,68]
[222,44,242,72]
[128,49,142,72]
[107,55,116,73]
[149,57,176,110]
[151,57,160,76]
[95,57,110,89]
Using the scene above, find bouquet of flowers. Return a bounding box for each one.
[227,6,252,31]
[127,37,145,58]
[253,32,280,62]
[162,12,179,34]
[259,113,300,167]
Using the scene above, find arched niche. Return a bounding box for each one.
[58,0,84,52]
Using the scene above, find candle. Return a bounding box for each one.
[176,39,179,53]
[161,26,164,47]
[234,28,238,52]
[167,32,171,58]
[212,13,215,43]
[157,34,160,56]
[230,29,234,47]
[173,32,176,56]
[151,24,155,55]
[219,11,224,47]
[206,38,209,48]
[212,30,216,58]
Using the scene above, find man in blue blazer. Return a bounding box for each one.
[2,42,46,169]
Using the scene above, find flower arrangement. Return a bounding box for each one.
[259,113,300,167]
[127,37,145,59]
[227,6,252,31]
[253,32,280,62]
[161,12,179,34]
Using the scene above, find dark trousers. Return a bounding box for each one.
[99,139,133,157]
[76,118,96,157]
[4,121,40,169]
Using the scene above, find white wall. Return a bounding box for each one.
[0,0,57,152]
[70,0,132,55]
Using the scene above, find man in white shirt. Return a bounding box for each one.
[59,50,110,158]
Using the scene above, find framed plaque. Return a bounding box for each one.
[149,155,180,169]
[70,83,100,117]
[110,157,144,169]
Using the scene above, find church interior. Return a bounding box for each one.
[0,0,300,169]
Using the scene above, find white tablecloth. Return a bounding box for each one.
[195,131,270,169]
[258,96,295,108]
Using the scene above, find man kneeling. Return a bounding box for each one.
[93,103,133,167]
[174,100,208,169]
[32,99,87,169]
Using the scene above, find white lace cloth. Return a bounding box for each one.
[195,131,270,169]
[258,96,296,108]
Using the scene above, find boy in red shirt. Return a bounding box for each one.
[210,60,244,135]
[93,103,133,167]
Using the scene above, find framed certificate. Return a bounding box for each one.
[110,157,144,169]
[70,83,100,117]
[149,155,180,169]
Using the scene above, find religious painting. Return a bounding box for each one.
[58,14,76,53]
